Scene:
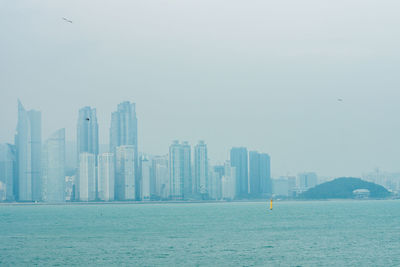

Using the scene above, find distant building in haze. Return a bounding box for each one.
[298,172,318,191]
[77,106,99,162]
[141,157,151,200]
[208,165,223,200]
[169,141,192,200]
[230,147,248,198]
[15,100,42,201]
[98,153,115,201]
[115,145,136,200]
[194,141,208,197]
[222,161,236,200]
[272,178,289,196]
[0,143,16,201]
[42,129,66,202]
[110,101,139,199]
[78,152,96,201]
[249,151,271,197]
[152,155,169,199]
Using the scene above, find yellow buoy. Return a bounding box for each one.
[270,199,273,210]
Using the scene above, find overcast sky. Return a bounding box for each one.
[1,0,400,177]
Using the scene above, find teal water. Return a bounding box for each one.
[0,200,399,266]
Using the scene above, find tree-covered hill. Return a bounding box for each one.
[299,177,391,199]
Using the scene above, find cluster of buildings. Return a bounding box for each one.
[0,100,279,203]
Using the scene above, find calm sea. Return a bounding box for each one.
[0,200,399,266]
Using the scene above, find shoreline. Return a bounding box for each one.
[0,198,397,206]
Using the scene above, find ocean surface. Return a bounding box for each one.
[0,200,399,266]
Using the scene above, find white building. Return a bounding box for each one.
[98,153,115,201]
[42,129,66,202]
[222,161,236,200]
[78,152,96,201]
[194,141,208,196]
[116,145,136,200]
[153,156,169,199]
[141,157,151,200]
[0,143,15,201]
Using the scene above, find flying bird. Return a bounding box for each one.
[337,98,343,102]
[62,17,73,23]
[86,118,90,121]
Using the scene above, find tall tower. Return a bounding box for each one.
[15,100,42,201]
[115,145,135,200]
[230,147,248,198]
[42,129,66,202]
[169,141,192,200]
[249,151,271,197]
[194,141,208,197]
[77,106,98,162]
[110,101,139,199]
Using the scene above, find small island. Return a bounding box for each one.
[299,177,391,199]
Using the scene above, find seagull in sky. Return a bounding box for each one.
[62,17,73,24]
[337,98,343,102]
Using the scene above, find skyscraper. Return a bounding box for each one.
[110,101,139,199]
[115,145,136,200]
[230,147,248,198]
[0,143,16,201]
[15,100,42,201]
[141,156,151,200]
[42,129,66,202]
[169,141,192,200]
[78,152,96,201]
[194,141,208,197]
[98,153,115,201]
[152,155,169,199]
[249,151,271,197]
[222,161,236,200]
[77,106,99,162]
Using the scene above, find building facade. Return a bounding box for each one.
[230,147,248,198]
[15,100,42,201]
[42,129,66,202]
[194,141,208,197]
[78,152,96,201]
[115,145,136,200]
[98,153,115,201]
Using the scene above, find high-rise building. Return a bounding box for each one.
[98,153,115,201]
[152,155,169,199]
[194,141,208,197]
[169,141,192,200]
[110,101,139,199]
[77,106,99,161]
[15,100,42,201]
[0,143,16,201]
[141,157,151,200]
[208,165,223,200]
[222,161,236,200]
[42,129,66,202]
[298,172,318,191]
[230,147,248,198]
[115,145,135,200]
[249,151,271,197]
[78,152,96,201]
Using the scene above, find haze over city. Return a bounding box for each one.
[2,0,400,178]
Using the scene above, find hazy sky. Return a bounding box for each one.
[1,0,400,177]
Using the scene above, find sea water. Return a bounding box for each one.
[0,200,399,266]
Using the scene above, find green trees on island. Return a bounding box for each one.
[300,177,391,199]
